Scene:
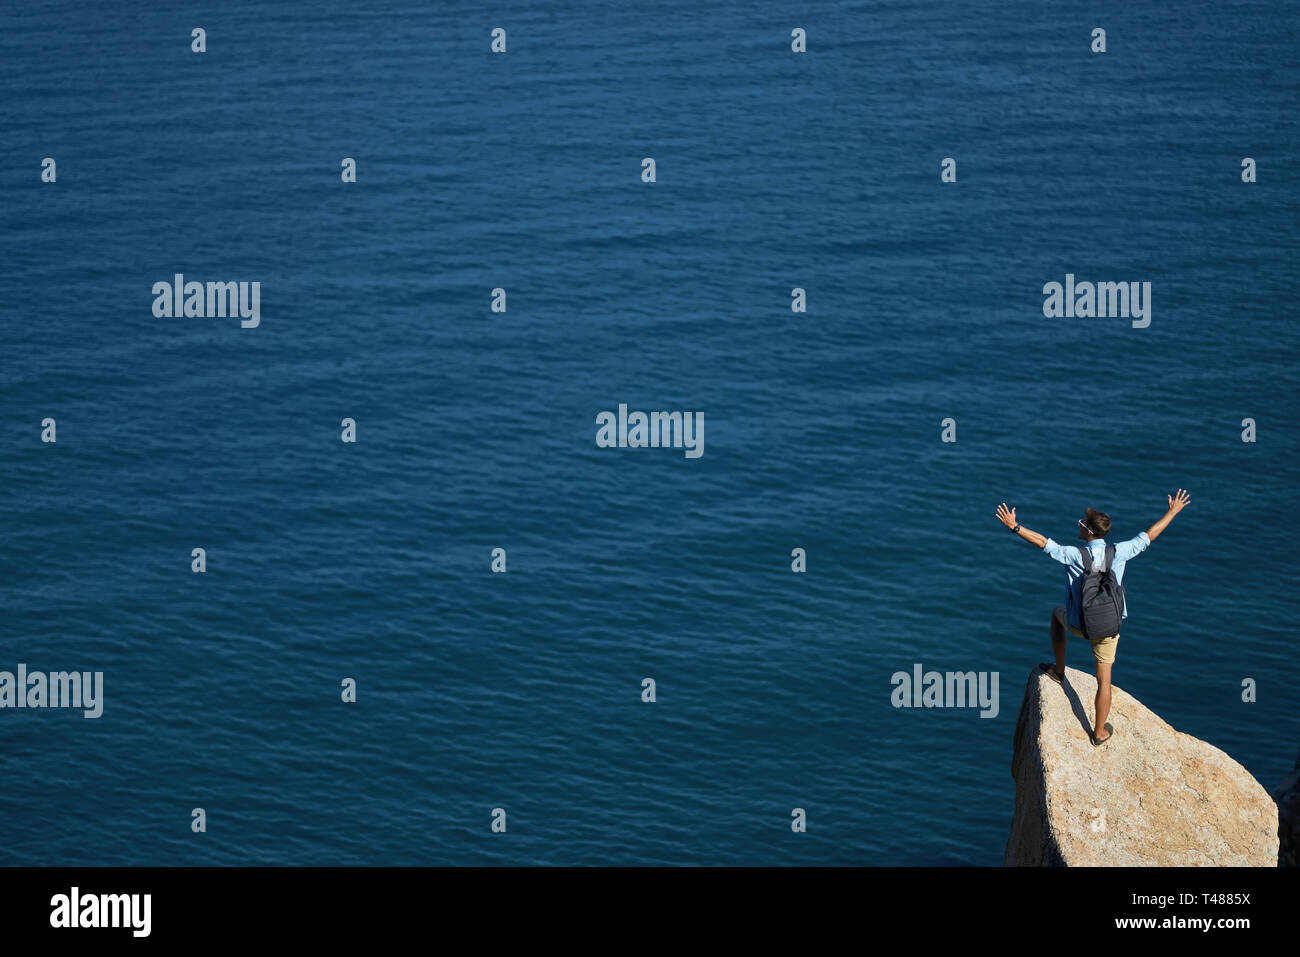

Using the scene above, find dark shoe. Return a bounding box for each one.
[1040,663,1064,684]
[1091,722,1115,747]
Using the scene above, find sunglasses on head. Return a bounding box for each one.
[1079,519,1093,533]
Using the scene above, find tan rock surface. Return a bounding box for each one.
[1005,665,1277,866]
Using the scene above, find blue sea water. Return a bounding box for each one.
[1,1,1297,865]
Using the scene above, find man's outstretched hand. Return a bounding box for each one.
[997,503,1046,546]
[1147,489,1191,542]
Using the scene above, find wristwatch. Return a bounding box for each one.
[1012,524,1021,533]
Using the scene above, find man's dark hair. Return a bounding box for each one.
[1083,507,1111,536]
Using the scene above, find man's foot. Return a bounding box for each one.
[1091,722,1115,746]
[1040,663,1065,683]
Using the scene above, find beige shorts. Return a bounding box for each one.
[1054,606,1119,664]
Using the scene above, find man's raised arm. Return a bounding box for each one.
[995,503,1047,548]
[1145,489,1191,543]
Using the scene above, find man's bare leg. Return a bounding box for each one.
[1094,661,1113,741]
[1049,609,1067,679]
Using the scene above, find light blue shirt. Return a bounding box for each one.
[1042,532,1151,628]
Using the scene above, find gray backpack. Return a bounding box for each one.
[1077,545,1125,639]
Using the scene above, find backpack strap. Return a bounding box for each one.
[1104,544,1116,574]
[1077,546,1093,571]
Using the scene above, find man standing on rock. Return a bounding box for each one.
[994,491,1191,745]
